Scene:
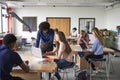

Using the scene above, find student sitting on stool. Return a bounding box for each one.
[44,31,73,80]
[0,34,29,80]
[84,28,104,71]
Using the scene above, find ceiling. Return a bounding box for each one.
[0,0,120,8]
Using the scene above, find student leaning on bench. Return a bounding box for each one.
[0,34,29,80]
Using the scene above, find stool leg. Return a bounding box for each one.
[110,59,114,73]
[50,73,54,80]
[62,70,65,80]
[66,71,69,80]
[73,55,77,77]
[105,60,109,80]
[90,62,92,80]
[106,54,110,79]
[63,69,69,80]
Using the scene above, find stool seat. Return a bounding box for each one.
[60,62,75,80]
[89,58,106,62]
[61,62,75,69]
[89,58,107,80]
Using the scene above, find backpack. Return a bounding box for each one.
[76,70,88,80]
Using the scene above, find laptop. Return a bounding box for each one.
[31,47,45,62]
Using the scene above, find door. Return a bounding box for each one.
[47,17,70,37]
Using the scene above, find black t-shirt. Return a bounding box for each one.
[0,45,23,80]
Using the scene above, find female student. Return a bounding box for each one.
[78,30,90,49]
[85,27,104,71]
[44,31,73,80]
[0,34,29,80]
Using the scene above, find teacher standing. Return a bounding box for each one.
[35,21,54,53]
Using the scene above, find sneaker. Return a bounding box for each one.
[91,72,96,76]
[114,55,120,57]
[93,70,98,74]
[90,70,98,76]
[97,69,105,73]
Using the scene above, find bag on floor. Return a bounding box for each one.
[76,70,88,80]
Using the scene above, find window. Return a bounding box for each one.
[79,18,95,34]
[23,17,37,31]
[0,3,8,34]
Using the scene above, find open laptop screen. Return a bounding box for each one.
[31,47,42,58]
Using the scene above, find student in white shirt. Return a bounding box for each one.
[70,27,77,37]
[44,31,73,80]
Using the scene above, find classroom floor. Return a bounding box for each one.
[12,48,120,80]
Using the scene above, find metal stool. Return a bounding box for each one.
[60,62,75,80]
[21,38,32,53]
[89,58,107,80]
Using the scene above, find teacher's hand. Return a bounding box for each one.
[42,42,48,48]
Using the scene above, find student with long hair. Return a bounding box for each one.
[44,31,73,80]
[85,27,104,71]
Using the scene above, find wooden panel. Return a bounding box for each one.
[76,55,100,70]
[47,17,70,37]
[11,72,40,80]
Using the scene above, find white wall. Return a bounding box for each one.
[105,6,120,31]
[13,7,105,42]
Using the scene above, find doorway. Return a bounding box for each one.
[46,17,71,36]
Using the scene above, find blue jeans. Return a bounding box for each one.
[85,54,103,70]
[54,59,73,80]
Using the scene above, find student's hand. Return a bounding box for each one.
[81,38,84,41]
[19,61,29,73]
[43,53,46,56]
[42,52,49,56]
[24,60,29,65]
[43,57,52,62]
[82,49,88,52]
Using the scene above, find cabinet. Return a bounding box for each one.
[112,36,120,51]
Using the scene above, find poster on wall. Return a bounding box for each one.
[79,18,95,34]
[23,17,37,31]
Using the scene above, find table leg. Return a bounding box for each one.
[38,72,42,80]
[73,54,77,77]
[50,73,55,80]
[43,72,49,80]
[38,72,53,80]
[106,53,110,79]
